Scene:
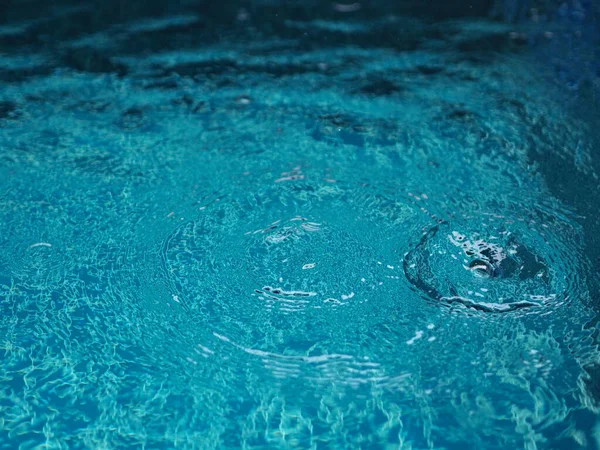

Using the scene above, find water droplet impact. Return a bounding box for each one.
[403,213,582,315]
[468,259,495,278]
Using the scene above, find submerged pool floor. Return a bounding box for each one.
[0,5,599,449]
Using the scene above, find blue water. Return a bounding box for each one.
[1,2,599,449]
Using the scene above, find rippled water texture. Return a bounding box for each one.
[1,2,599,449]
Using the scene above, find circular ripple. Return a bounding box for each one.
[7,242,69,288]
[158,183,414,352]
[163,205,381,316]
[403,211,582,315]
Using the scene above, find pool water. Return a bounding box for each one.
[1,2,599,449]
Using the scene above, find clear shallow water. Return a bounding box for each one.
[0,3,599,449]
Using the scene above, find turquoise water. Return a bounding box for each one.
[1,3,599,449]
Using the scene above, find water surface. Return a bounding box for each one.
[0,2,599,449]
